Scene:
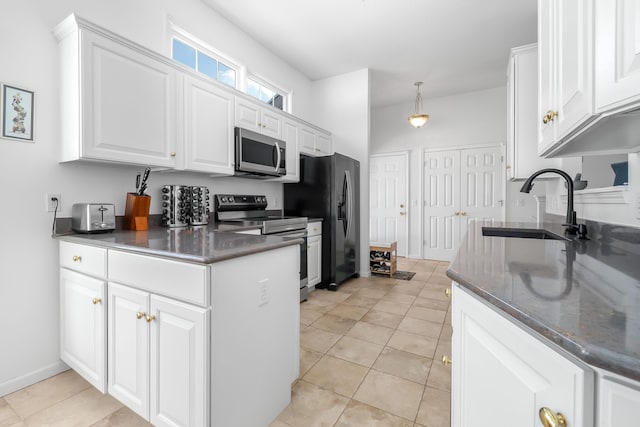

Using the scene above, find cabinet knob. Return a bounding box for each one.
[146,315,156,323]
[539,407,567,427]
[454,212,460,216]
[136,312,145,320]
[400,204,405,208]
[506,165,512,170]
[72,255,81,262]
[441,355,452,366]
[445,288,451,298]
[92,298,102,305]
[542,110,558,124]
[170,152,176,157]
[461,211,467,216]
[400,212,406,216]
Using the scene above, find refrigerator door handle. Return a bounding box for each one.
[345,170,353,239]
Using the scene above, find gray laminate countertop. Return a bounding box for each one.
[56,223,301,264]
[447,220,640,381]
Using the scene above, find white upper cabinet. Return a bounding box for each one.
[507,44,560,180]
[235,97,282,139]
[279,118,300,182]
[54,15,181,168]
[595,0,640,112]
[299,125,332,157]
[538,0,594,156]
[538,0,640,157]
[183,74,235,175]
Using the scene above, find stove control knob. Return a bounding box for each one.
[221,197,227,203]
[162,195,169,201]
[229,196,235,203]
[162,187,169,193]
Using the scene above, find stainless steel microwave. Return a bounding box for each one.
[234,127,286,177]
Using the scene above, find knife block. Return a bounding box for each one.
[124,193,151,231]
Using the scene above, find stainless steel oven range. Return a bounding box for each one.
[214,194,309,301]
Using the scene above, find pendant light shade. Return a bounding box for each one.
[408,82,429,128]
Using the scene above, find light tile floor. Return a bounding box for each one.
[0,258,451,427]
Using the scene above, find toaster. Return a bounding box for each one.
[72,203,116,233]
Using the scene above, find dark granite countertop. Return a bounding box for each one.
[55,222,301,264]
[447,220,640,382]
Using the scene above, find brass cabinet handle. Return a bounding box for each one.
[539,407,567,427]
[146,315,156,323]
[170,152,176,157]
[441,355,452,366]
[136,312,145,320]
[72,255,81,262]
[461,212,468,216]
[454,211,460,216]
[445,288,451,298]
[92,298,102,305]
[542,110,558,124]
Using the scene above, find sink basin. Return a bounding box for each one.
[482,227,568,241]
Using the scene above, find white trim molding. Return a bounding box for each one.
[0,361,69,397]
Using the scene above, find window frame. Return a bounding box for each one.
[168,22,241,90]
[247,73,291,113]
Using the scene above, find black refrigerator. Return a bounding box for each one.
[284,153,360,291]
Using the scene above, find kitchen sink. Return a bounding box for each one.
[482,227,568,241]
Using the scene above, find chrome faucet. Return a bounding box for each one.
[520,168,581,235]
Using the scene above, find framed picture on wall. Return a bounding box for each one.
[2,84,35,142]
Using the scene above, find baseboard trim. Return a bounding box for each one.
[407,253,421,259]
[0,360,69,397]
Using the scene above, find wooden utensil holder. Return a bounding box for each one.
[124,193,151,231]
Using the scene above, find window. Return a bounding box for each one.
[171,38,237,89]
[247,77,286,111]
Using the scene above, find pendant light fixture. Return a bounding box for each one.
[408,81,429,128]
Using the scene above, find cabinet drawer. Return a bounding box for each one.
[108,250,209,306]
[307,221,322,237]
[60,241,107,278]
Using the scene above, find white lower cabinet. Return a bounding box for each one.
[108,282,208,427]
[60,268,107,393]
[60,240,299,427]
[307,221,322,287]
[452,284,594,427]
[598,371,640,427]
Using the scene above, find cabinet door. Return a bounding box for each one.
[599,376,640,427]
[60,268,107,393]
[452,285,594,427]
[183,76,234,175]
[316,132,332,155]
[149,295,209,427]
[595,0,640,112]
[108,283,150,420]
[235,97,261,132]
[538,0,594,154]
[261,108,282,139]
[307,235,322,287]
[81,30,179,167]
[299,126,317,155]
[280,118,300,182]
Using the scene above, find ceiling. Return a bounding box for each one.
[201,0,537,108]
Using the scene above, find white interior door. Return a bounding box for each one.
[459,146,505,241]
[369,153,409,256]
[423,150,461,261]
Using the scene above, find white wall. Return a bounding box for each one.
[371,86,532,258]
[310,69,371,277]
[0,0,315,395]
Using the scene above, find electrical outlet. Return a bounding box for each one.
[46,193,61,212]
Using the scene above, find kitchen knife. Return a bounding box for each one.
[138,167,151,195]
[135,173,141,192]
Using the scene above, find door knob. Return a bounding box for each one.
[539,407,566,427]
